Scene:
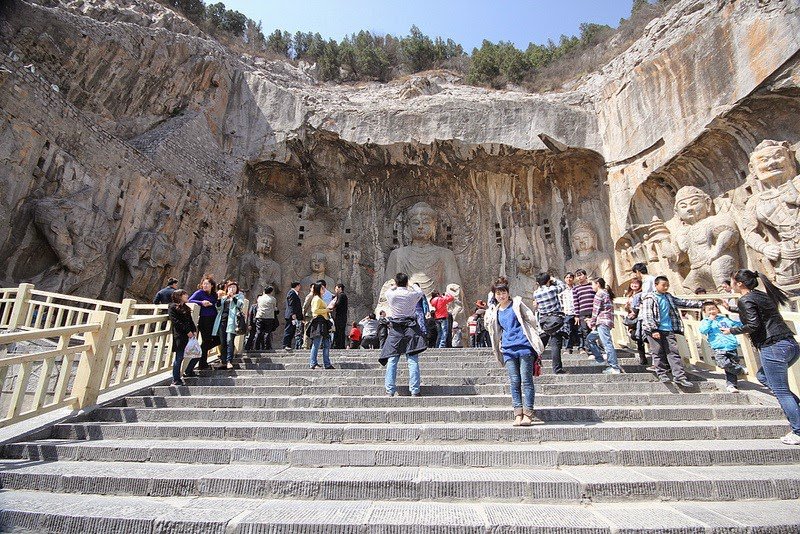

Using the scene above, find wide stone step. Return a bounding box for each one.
[117,392,753,409]
[2,490,800,533]
[148,381,720,397]
[209,363,651,374]
[180,372,703,386]
[1,459,798,503]
[84,404,779,424]
[232,355,645,365]
[7,438,799,468]
[51,420,791,443]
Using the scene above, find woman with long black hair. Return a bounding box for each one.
[168,289,197,386]
[723,269,800,445]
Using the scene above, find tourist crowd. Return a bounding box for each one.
[159,261,799,445]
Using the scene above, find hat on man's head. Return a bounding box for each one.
[475,300,487,309]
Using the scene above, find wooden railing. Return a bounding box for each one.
[0,283,174,427]
[612,290,800,394]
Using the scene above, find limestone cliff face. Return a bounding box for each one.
[1,0,799,316]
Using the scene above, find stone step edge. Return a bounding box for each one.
[120,392,748,403]
[48,419,792,443]
[5,438,798,467]
[90,403,767,412]
[1,490,799,532]
[1,460,798,503]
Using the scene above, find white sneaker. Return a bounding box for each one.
[726,385,740,393]
[780,432,800,445]
[602,367,621,375]
[590,360,606,366]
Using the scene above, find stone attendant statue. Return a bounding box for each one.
[740,140,800,285]
[510,253,537,306]
[300,251,335,289]
[384,202,462,295]
[564,219,614,286]
[239,225,282,301]
[670,185,739,291]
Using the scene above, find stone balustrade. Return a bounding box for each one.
[0,283,196,427]
[612,288,800,395]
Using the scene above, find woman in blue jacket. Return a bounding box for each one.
[213,281,245,369]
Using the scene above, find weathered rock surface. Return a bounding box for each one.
[1,0,799,315]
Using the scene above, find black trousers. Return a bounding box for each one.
[333,321,347,349]
[540,332,564,373]
[577,315,591,350]
[197,315,217,367]
[361,336,379,349]
[254,318,275,350]
[282,319,296,349]
[565,315,581,350]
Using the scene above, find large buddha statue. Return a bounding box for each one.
[384,202,462,295]
[740,140,800,285]
[670,185,739,291]
[564,219,614,286]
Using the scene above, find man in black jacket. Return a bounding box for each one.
[331,283,349,349]
[153,278,178,305]
[283,281,303,351]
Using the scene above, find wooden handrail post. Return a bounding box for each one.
[7,283,34,329]
[118,298,136,321]
[73,310,118,409]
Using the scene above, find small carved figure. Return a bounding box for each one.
[300,251,335,289]
[510,253,537,306]
[740,140,800,285]
[239,224,282,300]
[670,185,739,291]
[564,219,614,286]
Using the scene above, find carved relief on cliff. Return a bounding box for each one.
[615,138,800,290]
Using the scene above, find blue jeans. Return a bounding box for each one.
[172,347,185,382]
[586,325,619,369]
[756,339,800,435]
[310,335,331,367]
[435,318,449,348]
[385,354,420,395]
[218,333,236,363]
[505,353,535,409]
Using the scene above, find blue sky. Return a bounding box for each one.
[222,1,637,52]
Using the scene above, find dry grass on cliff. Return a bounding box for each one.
[522,1,676,92]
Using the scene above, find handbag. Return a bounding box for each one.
[539,313,564,335]
[533,353,543,377]
[184,337,202,359]
[235,310,247,335]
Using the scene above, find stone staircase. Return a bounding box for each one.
[1,348,799,532]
